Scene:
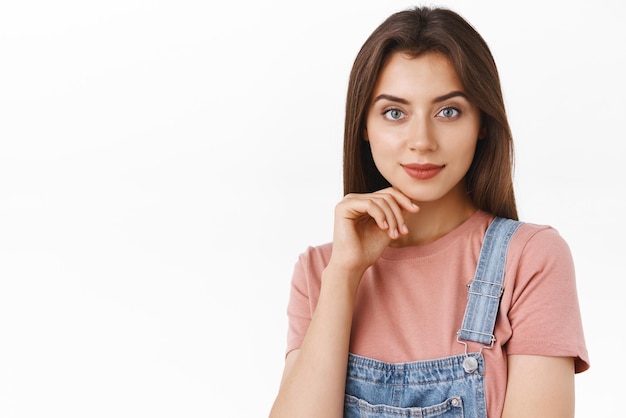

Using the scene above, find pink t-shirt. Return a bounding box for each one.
[286,210,589,417]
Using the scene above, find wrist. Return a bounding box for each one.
[321,261,367,296]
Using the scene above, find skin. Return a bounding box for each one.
[364,51,482,246]
[269,52,575,418]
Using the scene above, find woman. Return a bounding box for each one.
[270,6,589,417]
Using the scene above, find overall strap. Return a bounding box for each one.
[457,217,522,346]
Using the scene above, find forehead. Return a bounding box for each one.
[372,52,465,98]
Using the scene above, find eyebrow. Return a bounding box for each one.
[433,90,468,103]
[372,94,409,105]
[372,90,468,105]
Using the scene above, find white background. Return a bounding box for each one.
[1,0,623,416]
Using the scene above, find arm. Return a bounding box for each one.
[269,188,419,418]
[500,227,588,417]
[269,264,362,417]
[501,355,575,418]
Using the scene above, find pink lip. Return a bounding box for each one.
[402,163,444,180]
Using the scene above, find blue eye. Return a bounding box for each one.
[437,107,460,119]
[383,108,405,120]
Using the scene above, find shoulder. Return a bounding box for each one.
[292,242,333,279]
[298,242,333,263]
[505,220,576,292]
[500,220,589,371]
[510,221,573,262]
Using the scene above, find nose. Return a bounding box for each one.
[407,117,437,152]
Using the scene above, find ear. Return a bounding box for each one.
[363,128,369,142]
[478,121,487,140]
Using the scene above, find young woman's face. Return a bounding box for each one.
[365,52,482,204]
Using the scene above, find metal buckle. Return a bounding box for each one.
[466,279,504,299]
[456,331,496,373]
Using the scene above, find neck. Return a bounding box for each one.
[391,187,478,247]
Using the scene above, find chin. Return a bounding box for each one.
[392,176,468,205]
[397,185,466,207]
[398,188,445,204]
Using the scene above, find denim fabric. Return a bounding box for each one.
[344,217,521,418]
[458,218,522,345]
[345,353,485,417]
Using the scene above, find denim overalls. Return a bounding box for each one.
[344,217,521,418]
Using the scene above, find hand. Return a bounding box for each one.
[328,187,419,276]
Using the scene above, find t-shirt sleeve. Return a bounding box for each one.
[285,250,314,357]
[506,227,590,372]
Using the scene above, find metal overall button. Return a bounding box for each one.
[462,356,478,373]
[457,330,495,374]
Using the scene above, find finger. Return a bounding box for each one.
[345,195,400,239]
[374,191,417,236]
[379,187,420,213]
[369,196,402,239]
[339,195,389,231]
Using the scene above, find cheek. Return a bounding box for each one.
[455,140,479,172]
[441,121,480,154]
[367,139,396,179]
[366,120,403,152]
[368,135,399,163]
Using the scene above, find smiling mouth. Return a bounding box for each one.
[401,163,444,180]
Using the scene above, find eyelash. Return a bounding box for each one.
[383,108,405,120]
[437,106,461,119]
[382,106,462,121]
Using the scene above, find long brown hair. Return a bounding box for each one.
[343,6,518,220]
